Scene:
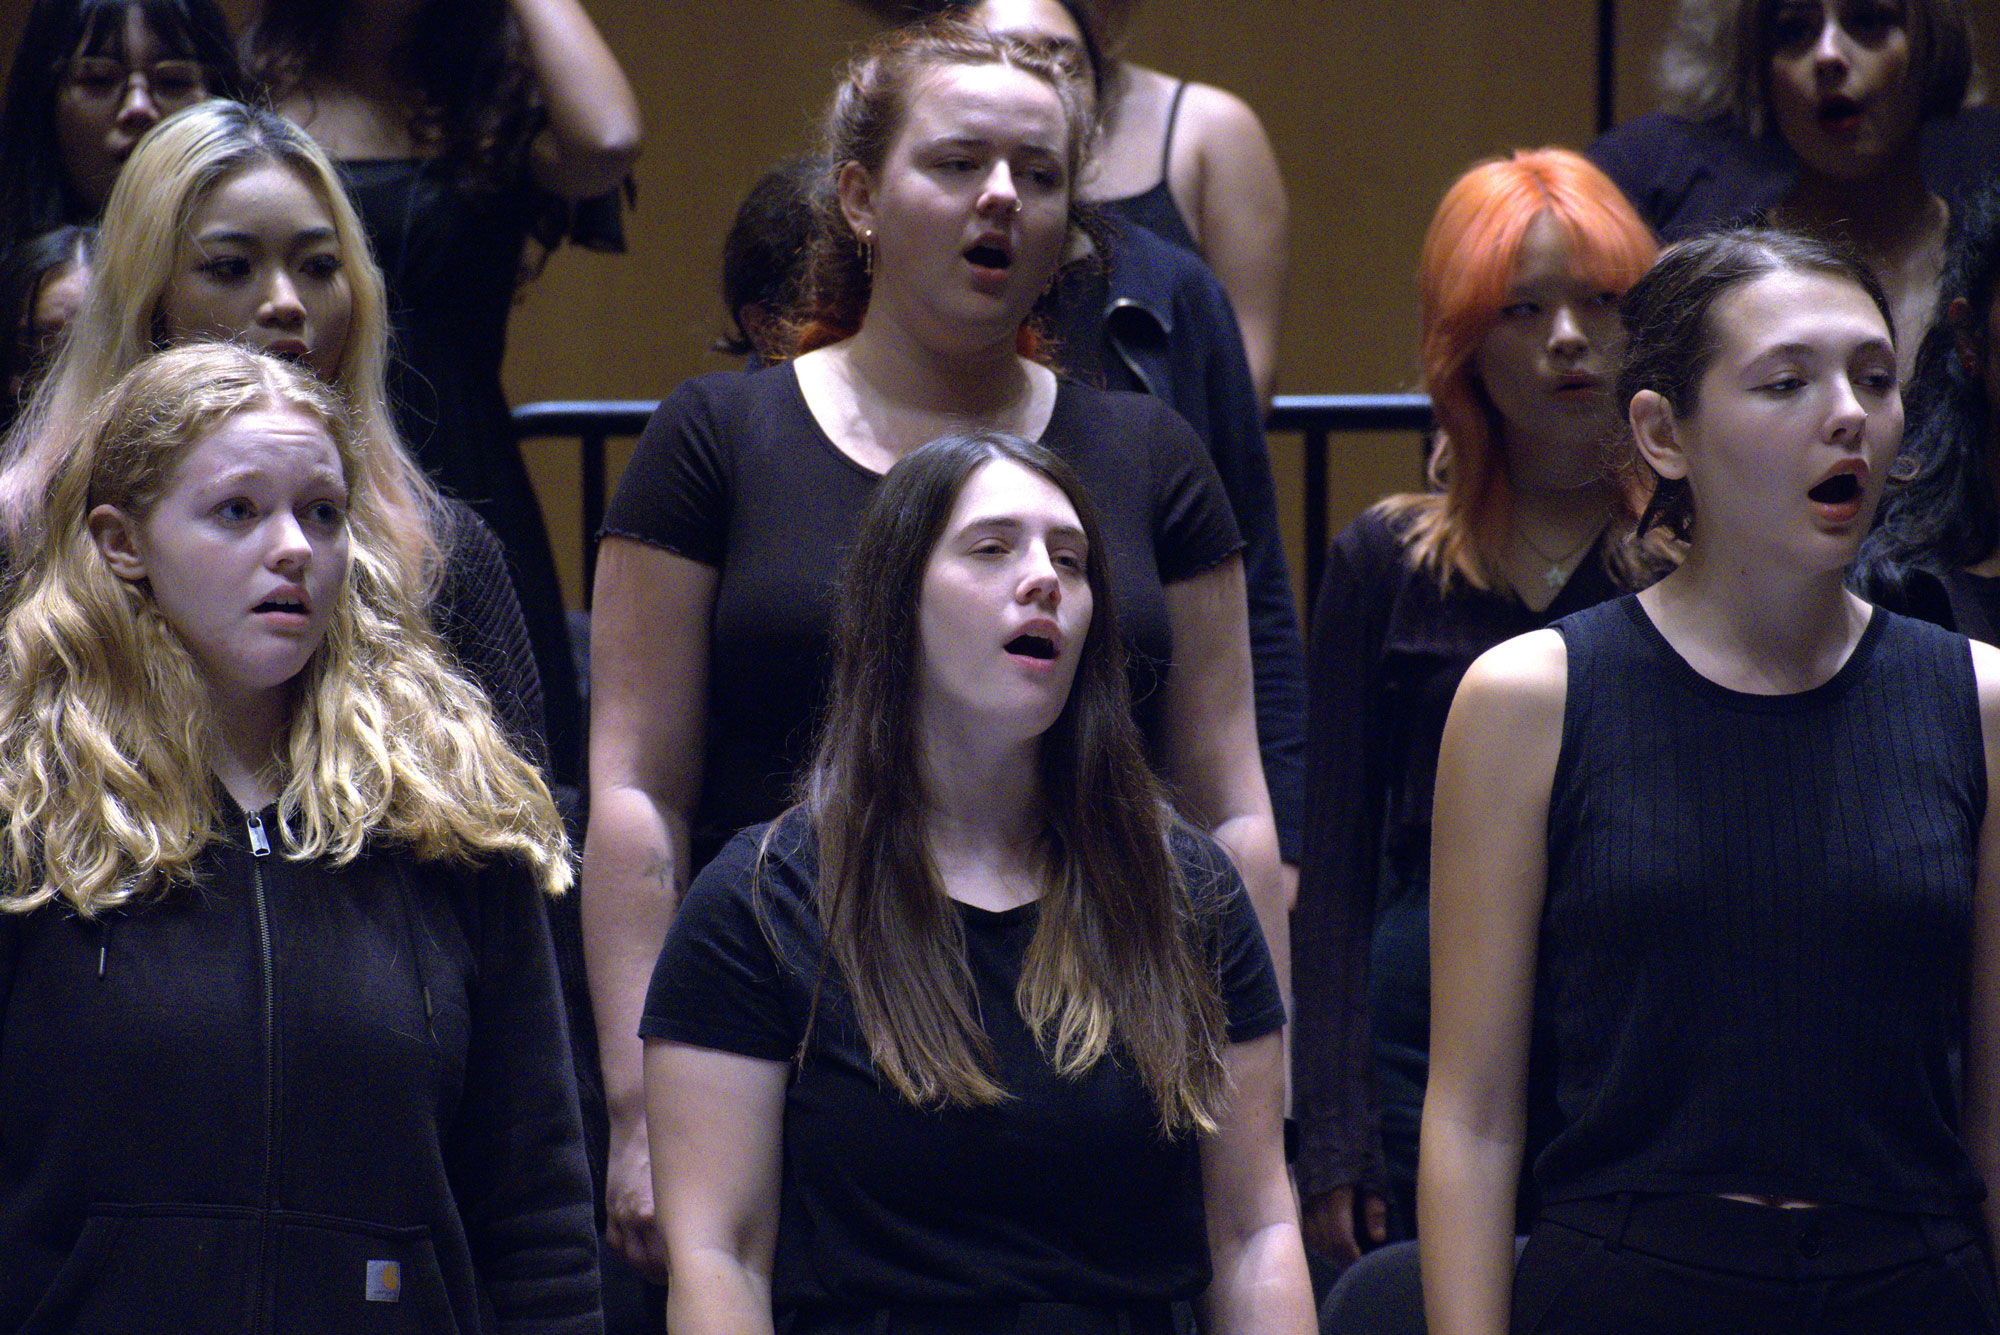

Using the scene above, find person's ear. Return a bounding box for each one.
[1629,388,1689,482]
[836,160,877,247]
[87,503,147,581]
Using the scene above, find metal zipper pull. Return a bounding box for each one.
[245,810,271,858]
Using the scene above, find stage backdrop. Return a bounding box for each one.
[4,0,1993,613]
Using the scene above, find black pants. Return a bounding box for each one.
[1512,1194,2000,1334]
[781,1302,1180,1334]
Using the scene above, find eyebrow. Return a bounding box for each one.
[1749,338,1896,361]
[192,226,338,247]
[199,465,347,492]
[919,133,1063,159]
[962,515,1087,541]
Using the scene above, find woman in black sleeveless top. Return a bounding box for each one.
[1421,228,2000,1333]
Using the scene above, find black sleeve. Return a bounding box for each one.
[1178,276,1306,864]
[1142,398,1246,586]
[0,911,16,1014]
[1291,512,1400,1196]
[451,862,602,1334]
[600,373,738,567]
[1584,116,1677,234]
[431,500,550,770]
[1176,830,1286,1044]
[640,826,804,1062]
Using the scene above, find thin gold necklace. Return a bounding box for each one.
[1515,516,1606,590]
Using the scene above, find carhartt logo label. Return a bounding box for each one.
[365,1259,402,1302]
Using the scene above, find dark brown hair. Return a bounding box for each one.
[245,0,538,195]
[786,428,1230,1133]
[1618,226,1894,541]
[0,0,249,244]
[791,21,1098,358]
[1657,0,1975,133]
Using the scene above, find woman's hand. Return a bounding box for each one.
[1302,1184,1390,1269]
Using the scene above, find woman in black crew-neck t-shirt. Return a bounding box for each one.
[641,429,1312,1334]
[581,23,1282,1283]
[1420,229,2000,1334]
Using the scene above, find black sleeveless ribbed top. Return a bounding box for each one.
[1537,595,1987,1214]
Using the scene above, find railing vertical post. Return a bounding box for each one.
[1304,425,1329,620]
[582,430,607,609]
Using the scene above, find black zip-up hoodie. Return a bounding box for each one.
[0,808,602,1333]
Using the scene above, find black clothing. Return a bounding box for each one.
[0,816,602,1333]
[434,497,549,764]
[1050,212,1306,861]
[601,365,1244,873]
[1586,109,2000,243]
[1291,506,1626,1205]
[1513,1195,1999,1334]
[339,157,582,786]
[785,1302,1176,1334]
[640,812,1285,1316]
[1540,597,1985,1214]
[1097,82,1201,256]
[1870,565,2000,647]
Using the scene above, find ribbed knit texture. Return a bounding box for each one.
[1537,596,1987,1213]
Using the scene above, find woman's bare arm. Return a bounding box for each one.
[1961,640,2000,1255]
[1169,81,1287,409]
[582,537,716,1280]
[1418,630,1567,1335]
[1163,558,1287,1002]
[512,0,642,198]
[1199,1031,1317,1334]
[650,1041,787,1335]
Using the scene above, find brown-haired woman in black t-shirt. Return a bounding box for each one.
[583,22,1281,1282]
[642,429,1312,1335]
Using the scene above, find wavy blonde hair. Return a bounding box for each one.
[0,99,440,598]
[0,344,571,915]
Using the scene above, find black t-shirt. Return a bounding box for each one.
[601,364,1244,870]
[640,812,1286,1311]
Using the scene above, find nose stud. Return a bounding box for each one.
[1011,200,1021,216]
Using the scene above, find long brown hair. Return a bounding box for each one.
[784,429,1230,1134]
[245,0,539,194]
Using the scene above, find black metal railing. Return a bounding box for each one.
[1265,393,1432,610]
[514,392,1434,610]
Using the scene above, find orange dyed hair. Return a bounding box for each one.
[1379,148,1657,591]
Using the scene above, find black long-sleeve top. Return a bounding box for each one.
[1291,506,1625,1194]
[1050,213,1307,862]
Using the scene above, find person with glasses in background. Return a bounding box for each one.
[0,0,247,253]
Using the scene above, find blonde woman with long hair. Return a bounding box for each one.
[0,98,551,766]
[0,342,596,1329]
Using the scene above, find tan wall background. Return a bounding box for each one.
[4,0,1995,611]
[506,0,1683,609]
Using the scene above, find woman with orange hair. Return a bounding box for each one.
[1293,147,1658,1266]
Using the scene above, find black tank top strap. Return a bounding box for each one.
[1158,79,1189,174]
